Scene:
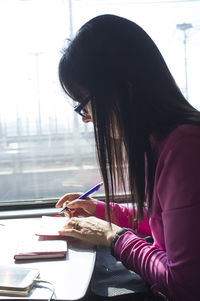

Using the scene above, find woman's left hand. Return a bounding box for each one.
[58,216,121,247]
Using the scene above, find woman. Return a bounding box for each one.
[56,14,200,300]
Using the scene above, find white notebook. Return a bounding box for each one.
[35,216,69,237]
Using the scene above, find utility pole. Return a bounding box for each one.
[176,22,192,100]
[68,0,73,39]
[68,0,81,166]
[35,52,42,136]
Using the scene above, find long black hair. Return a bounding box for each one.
[59,14,200,222]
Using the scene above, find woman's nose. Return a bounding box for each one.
[82,114,93,123]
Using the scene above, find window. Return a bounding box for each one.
[0,0,199,207]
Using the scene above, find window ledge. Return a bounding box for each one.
[0,207,60,219]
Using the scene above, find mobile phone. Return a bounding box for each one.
[0,266,40,296]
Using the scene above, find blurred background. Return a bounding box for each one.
[0,0,199,204]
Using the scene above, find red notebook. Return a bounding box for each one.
[14,239,67,261]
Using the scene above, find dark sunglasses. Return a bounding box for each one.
[74,96,91,118]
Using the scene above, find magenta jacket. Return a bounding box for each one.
[95,124,200,301]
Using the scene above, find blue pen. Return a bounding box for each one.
[59,182,103,213]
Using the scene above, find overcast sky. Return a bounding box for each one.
[0,0,199,131]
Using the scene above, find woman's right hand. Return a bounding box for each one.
[55,193,97,218]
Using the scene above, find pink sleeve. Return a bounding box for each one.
[114,135,200,300]
[95,200,151,236]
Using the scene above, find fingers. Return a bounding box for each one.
[62,217,81,230]
[66,199,89,210]
[58,216,121,247]
[56,193,83,208]
[56,193,97,218]
[58,217,83,239]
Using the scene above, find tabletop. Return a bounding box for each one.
[0,217,96,300]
